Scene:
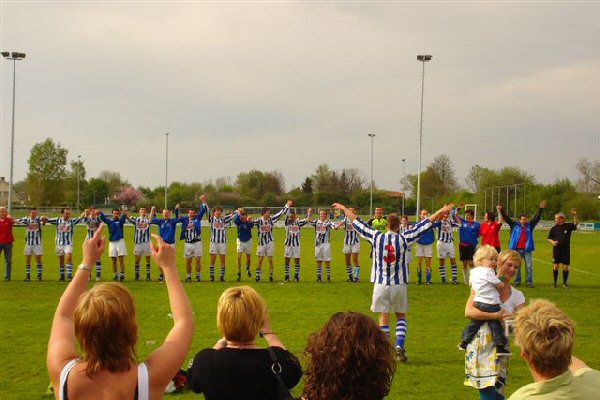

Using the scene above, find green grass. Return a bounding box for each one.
[0,225,599,399]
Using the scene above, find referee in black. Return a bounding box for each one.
[547,208,579,288]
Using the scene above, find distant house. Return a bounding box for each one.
[0,177,8,205]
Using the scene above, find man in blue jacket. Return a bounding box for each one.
[498,200,546,287]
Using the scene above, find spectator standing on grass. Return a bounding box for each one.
[464,250,525,400]
[99,208,128,282]
[47,225,194,400]
[186,286,302,400]
[481,209,504,253]
[333,202,454,362]
[547,209,578,288]
[302,312,395,400]
[498,200,546,288]
[0,206,14,281]
[454,204,481,285]
[16,207,45,281]
[508,299,600,400]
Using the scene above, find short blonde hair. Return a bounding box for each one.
[74,283,138,376]
[217,286,267,342]
[473,245,499,266]
[497,249,520,266]
[514,299,575,377]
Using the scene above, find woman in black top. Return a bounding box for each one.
[187,286,302,400]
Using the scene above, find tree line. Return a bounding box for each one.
[13,138,600,220]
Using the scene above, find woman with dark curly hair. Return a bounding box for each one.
[302,312,396,400]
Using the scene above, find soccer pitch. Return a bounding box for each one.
[1,225,598,399]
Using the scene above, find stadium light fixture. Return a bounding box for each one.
[2,50,26,214]
[401,158,406,215]
[416,53,432,218]
[368,133,376,217]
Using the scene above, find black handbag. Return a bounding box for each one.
[267,347,294,400]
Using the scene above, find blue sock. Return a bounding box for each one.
[380,325,390,338]
[66,263,73,278]
[59,265,65,277]
[426,268,432,283]
[395,319,407,348]
[417,267,422,282]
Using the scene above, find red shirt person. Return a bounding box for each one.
[0,206,15,281]
[479,208,503,251]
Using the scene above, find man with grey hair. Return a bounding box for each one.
[547,208,578,288]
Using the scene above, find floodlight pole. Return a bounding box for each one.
[368,133,376,216]
[2,51,26,213]
[77,155,81,211]
[401,158,406,215]
[165,132,169,209]
[416,54,432,218]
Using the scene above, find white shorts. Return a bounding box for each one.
[315,243,332,262]
[343,242,360,254]
[237,239,252,254]
[437,242,456,259]
[134,242,151,256]
[109,239,127,257]
[416,243,433,258]
[24,244,43,256]
[184,242,203,258]
[55,244,73,256]
[371,283,408,313]
[284,245,300,259]
[257,241,274,257]
[209,242,228,255]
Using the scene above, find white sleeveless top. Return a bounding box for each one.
[59,359,149,400]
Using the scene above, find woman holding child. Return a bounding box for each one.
[463,249,525,400]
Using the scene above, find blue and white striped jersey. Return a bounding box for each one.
[433,218,458,243]
[208,210,236,243]
[17,217,43,245]
[128,216,152,244]
[352,217,433,285]
[178,204,206,243]
[82,216,101,239]
[399,223,413,234]
[47,217,82,246]
[310,219,336,246]
[255,206,288,246]
[284,214,309,247]
[342,217,360,245]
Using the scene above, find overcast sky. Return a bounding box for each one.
[1,1,598,193]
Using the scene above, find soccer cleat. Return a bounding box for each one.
[417,280,422,285]
[220,277,225,282]
[246,267,251,278]
[284,275,290,282]
[210,276,215,282]
[59,276,65,282]
[237,273,241,282]
[146,274,151,282]
[426,281,431,286]
[119,276,124,282]
[269,276,273,282]
[294,274,299,282]
[317,276,322,283]
[38,275,42,282]
[563,284,569,289]
[458,342,467,351]
[255,275,261,282]
[96,275,101,282]
[185,277,192,282]
[327,277,331,282]
[158,275,164,283]
[24,276,30,282]
[441,279,447,284]
[112,275,118,281]
[496,345,511,357]
[526,283,533,288]
[396,347,408,362]
[3,276,9,281]
[67,276,72,282]
[553,283,557,288]
[135,274,140,282]
[452,280,458,285]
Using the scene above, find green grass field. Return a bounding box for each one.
[1,224,599,399]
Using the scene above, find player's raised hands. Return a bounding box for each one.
[540,200,547,209]
[175,204,180,210]
[286,199,293,207]
[496,204,503,210]
[571,208,577,215]
[200,194,206,203]
[150,233,176,269]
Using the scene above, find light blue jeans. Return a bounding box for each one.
[515,249,533,286]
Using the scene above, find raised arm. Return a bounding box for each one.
[452,204,463,224]
[271,200,293,223]
[145,233,194,393]
[47,224,107,390]
[429,203,455,222]
[529,200,546,229]
[571,208,579,226]
[497,205,513,228]
[496,206,504,225]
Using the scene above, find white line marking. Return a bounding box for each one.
[533,257,600,277]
